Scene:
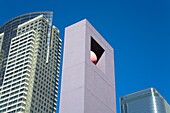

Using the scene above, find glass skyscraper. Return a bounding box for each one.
[0,12,62,113]
[120,88,170,113]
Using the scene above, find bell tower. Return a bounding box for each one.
[60,19,116,113]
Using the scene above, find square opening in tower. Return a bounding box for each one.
[90,37,105,65]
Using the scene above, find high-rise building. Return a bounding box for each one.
[0,12,62,113]
[60,19,116,113]
[120,88,170,113]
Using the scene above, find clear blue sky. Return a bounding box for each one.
[0,0,170,113]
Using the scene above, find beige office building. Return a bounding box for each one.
[0,12,62,113]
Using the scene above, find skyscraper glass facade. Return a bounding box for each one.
[0,12,62,113]
[120,88,170,113]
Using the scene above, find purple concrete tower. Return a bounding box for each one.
[60,19,116,113]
